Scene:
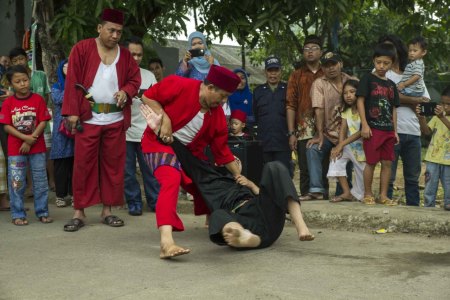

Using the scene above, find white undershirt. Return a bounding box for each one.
[85,47,123,125]
[385,70,429,136]
[173,111,205,145]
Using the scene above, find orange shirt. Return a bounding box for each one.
[286,65,324,140]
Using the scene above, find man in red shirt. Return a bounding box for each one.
[141,65,241,258]
[62,8,141,232]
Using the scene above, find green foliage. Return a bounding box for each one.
[48,0,190,55]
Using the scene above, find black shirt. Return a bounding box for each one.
[356,73,400,131]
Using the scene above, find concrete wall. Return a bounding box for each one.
[0,0,32,56]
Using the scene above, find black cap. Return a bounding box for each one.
[265,56,281,69]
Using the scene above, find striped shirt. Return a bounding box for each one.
[400,59,425,94]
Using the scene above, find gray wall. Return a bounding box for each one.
[0,0,32,56]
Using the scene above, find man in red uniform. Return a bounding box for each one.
[62,8,141,232]
[141,65,241,258]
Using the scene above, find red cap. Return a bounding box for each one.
[206,65,241,93]
[230,109,247,123]
[101,8,124,25]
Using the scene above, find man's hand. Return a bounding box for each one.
[114,90,127,108]
[306,135,323,150]
[361,124,372,139]
[140,104,163,132]
[67,115,80,132]
[289,135,298,151]
[394,132,400,145]
[19,142,31,154]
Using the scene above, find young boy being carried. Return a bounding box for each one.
[357,43,400,205]
[397,36,427,97]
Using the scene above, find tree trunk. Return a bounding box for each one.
[15,0,25,47]
[241,43,246,70]
[32,0,65,83]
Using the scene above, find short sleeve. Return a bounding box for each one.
[310,78,325,108]
[356,74,369,98]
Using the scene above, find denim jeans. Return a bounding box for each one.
[424,162,450,207]
[388,134,421,206]
[305,137,352,195]
[9,153,49,219]
[124,141,160,211]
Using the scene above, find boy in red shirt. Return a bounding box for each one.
[0,65,52,225]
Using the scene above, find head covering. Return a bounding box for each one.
[230,109,247,123]
[187,31,219,74]
[206,65,240,93]
[321,51,342,64]
[228,68,253,119]
[101,8,124,25]
[265,56,281,69]
[52,59,68,91]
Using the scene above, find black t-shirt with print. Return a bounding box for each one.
[356,73,399,131]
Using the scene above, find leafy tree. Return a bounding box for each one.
[32,0,190,81]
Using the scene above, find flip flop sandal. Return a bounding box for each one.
[299,193,324,201]
[102,215,124,227]
[12,218,28,226]
[64,218,85,232]
[330,195,354,203]
[362,196,375,205]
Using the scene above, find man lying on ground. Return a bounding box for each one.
[141,104,314,250]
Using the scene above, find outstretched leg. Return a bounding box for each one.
[287,198,314,241]
[222,222,261,248]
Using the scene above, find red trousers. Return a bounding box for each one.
[72,121,126,209]
[154,165,210,231]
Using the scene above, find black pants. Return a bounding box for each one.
[0,124,7,175]
[53,157,74,198]
[262,150,293,178]
[171,140,298,249]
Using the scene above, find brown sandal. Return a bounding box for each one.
[362,196,375,205]
[12,218,28,226]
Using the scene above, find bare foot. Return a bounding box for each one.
[299,228,315,241]
[222,222,261,248]
[160,244,191,259]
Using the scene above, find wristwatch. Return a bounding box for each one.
[287,131,296,137]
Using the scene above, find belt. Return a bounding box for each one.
[231,199,249,213]
[91,103,122,114]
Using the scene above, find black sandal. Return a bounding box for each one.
[64,218,85,232]
[102,215,124,227]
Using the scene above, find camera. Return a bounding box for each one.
[419,102,437,116]
[189,49,205,58]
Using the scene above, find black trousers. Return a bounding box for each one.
[53,157,74,198]
[171,140,298,249]
[0,124,7,175]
